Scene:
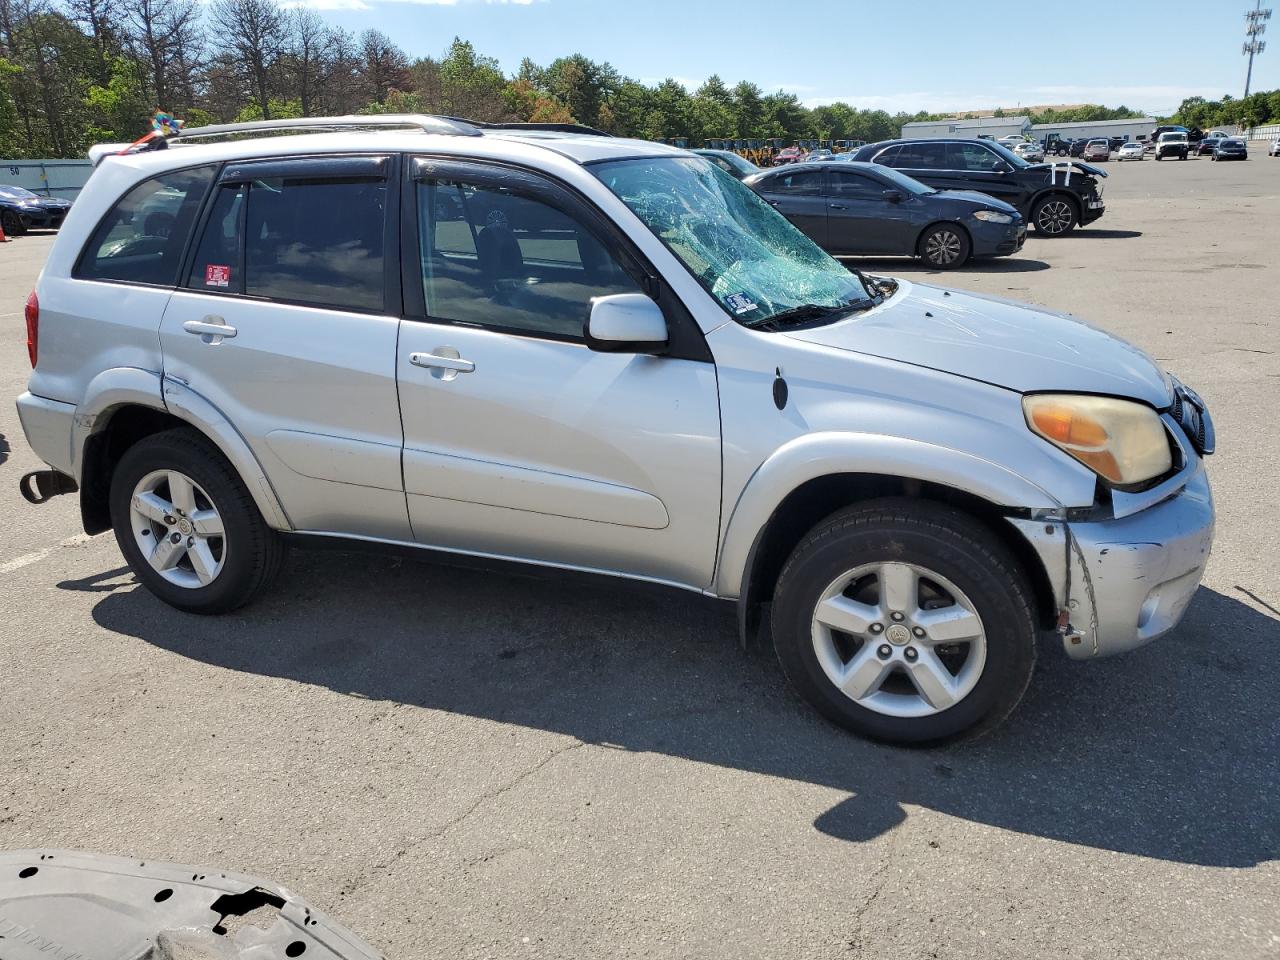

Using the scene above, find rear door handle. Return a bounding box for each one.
[182,317,237,342]
[410,351,475,376]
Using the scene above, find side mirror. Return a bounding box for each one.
[881,189,904,203]
[993,161,1012,174]
[585,293,668,354]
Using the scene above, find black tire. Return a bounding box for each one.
[771,499,1037,745]
[1,209,27,236]
[109,428,285,614]
[1031,195,1077,235]
[917,222,971,269]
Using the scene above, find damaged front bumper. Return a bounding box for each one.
[0,850,383,959]
[1009,461,1214,659]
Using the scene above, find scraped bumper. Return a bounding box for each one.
[1010,464,1214,659]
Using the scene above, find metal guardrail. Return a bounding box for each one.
[0,159,94,199]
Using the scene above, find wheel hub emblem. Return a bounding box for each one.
[177,519,193,535]
[886,624,911,646]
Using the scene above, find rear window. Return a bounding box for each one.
[75,166,215,286]
[185,171,389,312]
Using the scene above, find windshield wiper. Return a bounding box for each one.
[744,297,875,330]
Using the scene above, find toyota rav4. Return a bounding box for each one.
[15,115,1215,743]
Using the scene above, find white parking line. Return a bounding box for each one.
[0,533,95,574]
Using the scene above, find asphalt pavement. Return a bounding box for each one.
[1,150,1277,959]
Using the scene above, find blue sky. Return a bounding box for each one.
[305,0,1275,116]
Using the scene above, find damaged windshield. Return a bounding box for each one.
[592,156,872,327]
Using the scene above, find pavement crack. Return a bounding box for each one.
[337,738,586,902]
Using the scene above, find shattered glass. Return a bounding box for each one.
[593,157,870,326]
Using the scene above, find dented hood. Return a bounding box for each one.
[0,850,384,959]
[784,281,1171,407]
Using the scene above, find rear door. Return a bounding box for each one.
[754,169,828,247]
[396,158,722,588]
[159,154,411,540]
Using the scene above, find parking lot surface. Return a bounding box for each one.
[1,152,1277,959]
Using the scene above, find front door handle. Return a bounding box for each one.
[829,203,848,210]
[182,317,237,343]
[410,350,475,380]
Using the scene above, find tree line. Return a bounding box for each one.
[1171,91,1280,132]
[0,0,1183,161]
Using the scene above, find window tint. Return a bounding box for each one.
[872,145,902,165]
[185,174,388,311]
[827,172,885,199]
[76,166,215,286]
[946,143,1003,171]
[762,170,824,195]
[890,143,945,169]
[417,178,644,340]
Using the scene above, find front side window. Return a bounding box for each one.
[947,142,1003,172]
[593,156,871,327]
[416,177,643,339]
[76,165,215,286]
[185,174,388,311]
[827,171,885,199]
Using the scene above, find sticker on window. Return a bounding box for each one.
[205,264,231,288]
[724,292,758,315]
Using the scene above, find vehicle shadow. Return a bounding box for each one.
[846,257,1051,274]
[85,549,1278,868]
[0,433,8,467]
[1065,229,1144,240]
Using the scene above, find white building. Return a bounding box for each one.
[900,116,1031,140]
[1030,116,1158,143]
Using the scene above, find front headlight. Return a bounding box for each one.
[1023,394,1172,486]
[973,210,1013,223]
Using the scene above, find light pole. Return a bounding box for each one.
[1244,0,1272,99]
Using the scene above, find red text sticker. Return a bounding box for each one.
[205,264,231,288]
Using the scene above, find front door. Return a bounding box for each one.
[160,154,411,540]
[824,169,914,255]
[396,159,722,589]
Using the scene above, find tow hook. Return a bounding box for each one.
[19,469,78,504]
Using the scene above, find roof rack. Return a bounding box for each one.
[454,119,613,138]
[173,114,484,142]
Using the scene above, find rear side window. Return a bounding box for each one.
[186,171,388,312]
[761,170,824,195]
[75,166,215,286]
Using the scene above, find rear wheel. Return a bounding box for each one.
[110,428,285,614]
[771,500,1038,744]
[1032,195,1077,235]
[918,223,970,269]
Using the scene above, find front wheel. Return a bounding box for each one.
[770,500,1037,744]
[110,428,285,614]
[1,209,27,236]
[1032,195,1077,235]
[918,223,970,269]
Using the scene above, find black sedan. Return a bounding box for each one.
[1211,138,1248,161]
[744,161,1025,269]
[691,149,761,179]
[0,185,73,235]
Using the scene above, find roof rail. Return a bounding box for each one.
[449,119,613,138]
[173,114,483,142]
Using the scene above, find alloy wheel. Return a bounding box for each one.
[128,469,226,588]
[923,229,962,266]
[1036,200,1073,234]
[810,561,987,718]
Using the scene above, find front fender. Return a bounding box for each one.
[712,431,1065,599]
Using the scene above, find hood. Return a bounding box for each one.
[784,281,1171,407]
[1026,160,1108,178]
[933,189,1020,214]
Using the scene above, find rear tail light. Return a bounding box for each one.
[24,290,38,368]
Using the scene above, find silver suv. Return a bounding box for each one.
[15,115,1216,743]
